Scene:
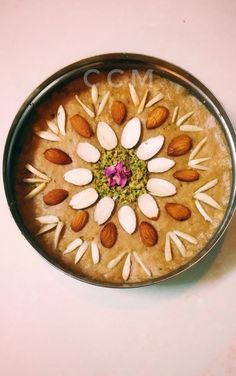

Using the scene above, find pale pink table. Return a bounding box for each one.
[1,1,236,375]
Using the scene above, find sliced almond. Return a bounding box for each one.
[137,89,149,114]
[189,136,207,160]
[23,178,48,184]
[133,251,152,277]
[75,241,89,264]
[180,125,203,132]
[173,230,197,245]
[69,188,98,210]
[35,130,60,141]
[194,193,221,209]
[122,254,131,281]
[63,238,83,255]
[96,121,117,150]
[188,157,211,166]
[121,117,141,149]
[24,182,47,200]
[64,168,93,186]
[195,199,212,222]
[171,106,179,123]
[147,157,175,173]
[136,135,165,161]
[36,215,59,224]
[118,205,136,234]
[53,221,64,250]
[97,91,110,116]
[107,251,127,269]
[190,164,209,171]
[36,223,57,236]
[57,105,66,136]
[176,111,194,126]
[147,178,176,197]
[94,197,115,225]
[91,84,98,105]
[168,231,186,257]
[76,142,100,163]
[128,83,139,106]
[146,93,164,108]
[25,164,50,181]
[46,120,59,135]
[164,233,172,261]
[137,193,159,219]
[91,241,100,264]
[195,179,218,194]
[75,95,95,118]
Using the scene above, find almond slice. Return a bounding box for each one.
[180,125,203,132]
[24,182,47,200]
[75,95,95,118]
[145,93,164,108]
[173,230,197,245]
[57,105,66,136]
[23,178,48,184]
[195,179,218,194]
[195,199,212,222]
[69,188,98,210]
[132,251,152,277]
[137,193,159,219]
[91,241,100,264]
[137,89,149,114]
[53,221,64,250]
[190,164,209,171]
[107,251,127,269]
[189,137,207,160]
[63,238,83,255]
[122,254,131,281]
[46,120,59,135]
[128,83,139,106]
[94,197,115,225]
[75,241,89,264]
[136,135,165,161]
[164,233,172,261]
[188,157,211,166]
[176,111,194,126]
[36,215,59,224]
[121,117,141,149]
[194,192,221,209]
[97,91,110,116]
[118,205,136,234]
[171,106,179,123]
[36,223,57,236]
[96,121,117,150]
[147,157,175,173]
[76,142,100,163]
[35,130,60,142]
[64,168,93,186]
[168,231,186,257]
[25,164,50,181]
[91,84,98,105]
[147,178,176,197]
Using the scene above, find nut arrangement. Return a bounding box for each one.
[20,75,225,283]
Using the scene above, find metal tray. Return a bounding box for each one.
[3,53,236,288]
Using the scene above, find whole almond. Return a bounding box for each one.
[44,148,72,165]
[146,106,169,129]
[167,135,192,156]
[165,203,191,221]
[100,222,117,248]
[111,101,126,125]
[71,211,89,232]
[139,221,158,247]
[70,114,93,138]
[173,169,200,182]
[43,189,68,205]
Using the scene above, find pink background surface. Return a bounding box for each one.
[1,1,236,375]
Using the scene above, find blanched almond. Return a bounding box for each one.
[147,178,176,197]
[136,135,165,161]
[69,188,98,209]
[137,193,159,219]
[77,142,100,163]
[94,197,115,225]
[147,157,175,173]
[121,117,141,149]
[118,205,136,234]
[64,168,93,186]
[96,121,117,150]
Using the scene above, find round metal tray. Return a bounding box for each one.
[3,53,236,288]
